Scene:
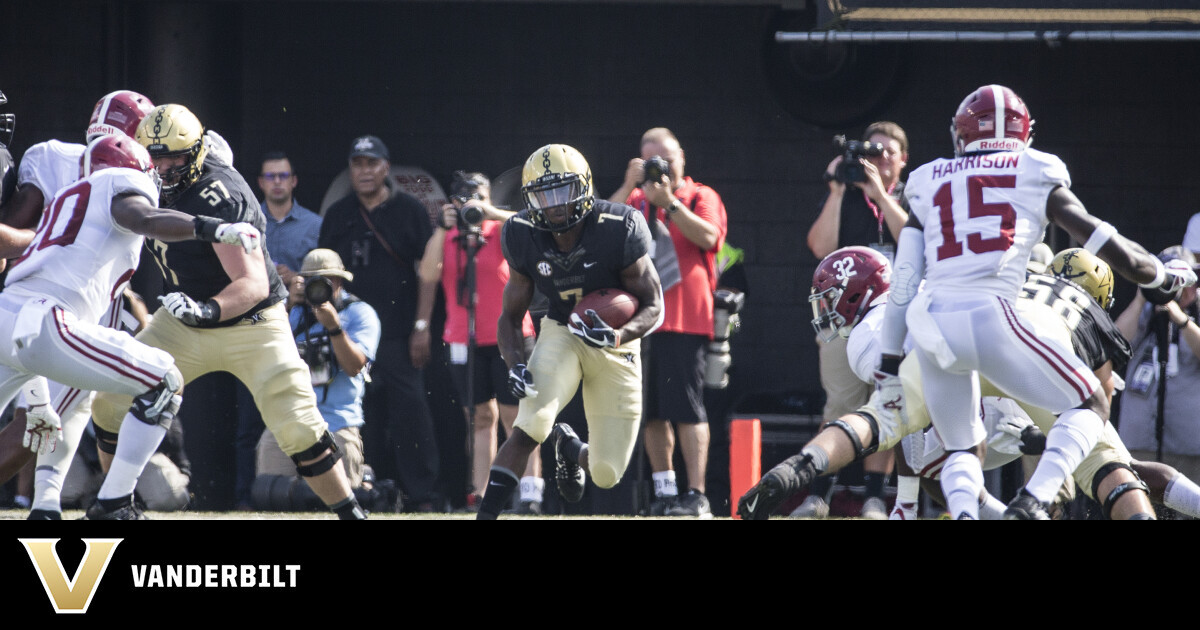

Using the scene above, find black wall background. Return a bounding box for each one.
[5,0,1199,406]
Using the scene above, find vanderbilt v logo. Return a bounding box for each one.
[20,538,122,614]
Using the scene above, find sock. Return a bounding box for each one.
[800,445,829,475]
[1025,409,1103,504]
[940,451,984,520]
[863,472,886,499]
[477,467,519,520]
[1164,474,1200,518]
[978,491,1007,520]
[519,476,545,503]
[808,474,833,500]
[330,495,367,520]
[97,414,167,501]
[652,470,678,498]
[32,466,65,513]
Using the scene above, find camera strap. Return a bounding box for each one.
[358,205,405,266]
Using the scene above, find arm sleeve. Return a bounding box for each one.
[881,225,926,357]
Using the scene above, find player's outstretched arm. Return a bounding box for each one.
[1046,186,1165,286]
[110,192,261,251]
[616,254,664,344]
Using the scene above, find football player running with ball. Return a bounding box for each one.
[476,144,663,520]
[91,104,366,519]
[878,84,1196,520]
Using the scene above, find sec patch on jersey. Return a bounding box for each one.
[571,288,638,328]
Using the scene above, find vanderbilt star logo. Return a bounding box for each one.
[21,538,122,614]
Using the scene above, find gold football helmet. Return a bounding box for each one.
[136,104,208,202]
[520,144,594,232]
[1050,247,1114,311]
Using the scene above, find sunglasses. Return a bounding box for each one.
[260,172,293,181]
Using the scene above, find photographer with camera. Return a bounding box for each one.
[801,121,909,519]
[415,172,542,512]
[254,248,381,506]
[610,127,727,517]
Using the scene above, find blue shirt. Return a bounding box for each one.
[263,201,322,273]
[290,294,381,432]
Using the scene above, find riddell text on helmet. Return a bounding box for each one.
[931,153,1021,179]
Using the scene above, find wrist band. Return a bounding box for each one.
[327,327,344,337]
[1083,221,1117,254]
[1138,257,1166,289]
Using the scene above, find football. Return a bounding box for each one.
[571,288,639,329]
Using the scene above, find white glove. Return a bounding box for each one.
[988,398,1036,456]
[214,222,261,253]
[1164,258,1198,292]
[21,377,62,455]
[160,292,219,326]
[568,310,620,348]
[872,371,905,418]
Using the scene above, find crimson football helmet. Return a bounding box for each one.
[810,246,891,342]
[951,84,1033,156]
[87,90,155,143]
[81,134,155,179]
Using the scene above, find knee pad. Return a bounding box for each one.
[1094,462,1150,520]
[290,430,342,477]
[93,422,119,455]
[130,366,183,428]
[824,414,879,461]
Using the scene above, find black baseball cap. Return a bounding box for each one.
[348,135,389,161]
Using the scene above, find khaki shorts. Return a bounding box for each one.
[819,334,872,421]
[514,319,642,489]
[256,425,364,489]
[93,303,328,456]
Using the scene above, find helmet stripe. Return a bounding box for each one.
[991,85,1006,139]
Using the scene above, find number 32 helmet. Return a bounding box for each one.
[810,246,891,342]
[136,104,208,203]
[520,143,594,232]
[952,84,1034,157]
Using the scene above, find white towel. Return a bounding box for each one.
[905,290,958,370]
[12,298,54,355]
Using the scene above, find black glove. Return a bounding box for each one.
[1019,424,1046,456]
[508,364,538,400]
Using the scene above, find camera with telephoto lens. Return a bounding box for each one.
[703,289,746,389]
[642,155,670,185]
[304,275,334,305]
[452,193,484,230]
[828,135,885,184]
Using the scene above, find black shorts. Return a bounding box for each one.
[644,332,708,425]
[448,344,515,407]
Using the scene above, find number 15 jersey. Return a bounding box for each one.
[904,148,1070,299]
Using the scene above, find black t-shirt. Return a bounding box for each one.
[818,181,907,250]
[1019,273,1132,375]
[318,191,432,340]
[145,158,287,324]
[502,199,651,326]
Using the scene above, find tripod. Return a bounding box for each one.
[1154,308,1172,462]
[457,226,485,499]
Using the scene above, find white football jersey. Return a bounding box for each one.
[904,148,1070,299]
[5,167,158,325]
[16,139,85,201]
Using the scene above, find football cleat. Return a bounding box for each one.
[666,489,713,519]
[737,453,818,520]
[889,501,918,520]
[1003,489,1050,521]
[860,496,888,520]
[83,497,147,521]
[27,508,62,520]
[649,494,680,516]
[789,494,830,519]
[551,423,586,503]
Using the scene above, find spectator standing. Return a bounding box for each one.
[255,249,380,494]
[318,135,440,511]
[800,121,909,519]
[415,172,540,512]
[609,128,727,517]
[1116,245,1200,486]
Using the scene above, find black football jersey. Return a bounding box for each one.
[1018,273,1132,374]
[144,159,286,323]
[502,199,651,326]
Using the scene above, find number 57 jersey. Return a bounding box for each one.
[904,147,1070,299]
[5,168,158,325]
